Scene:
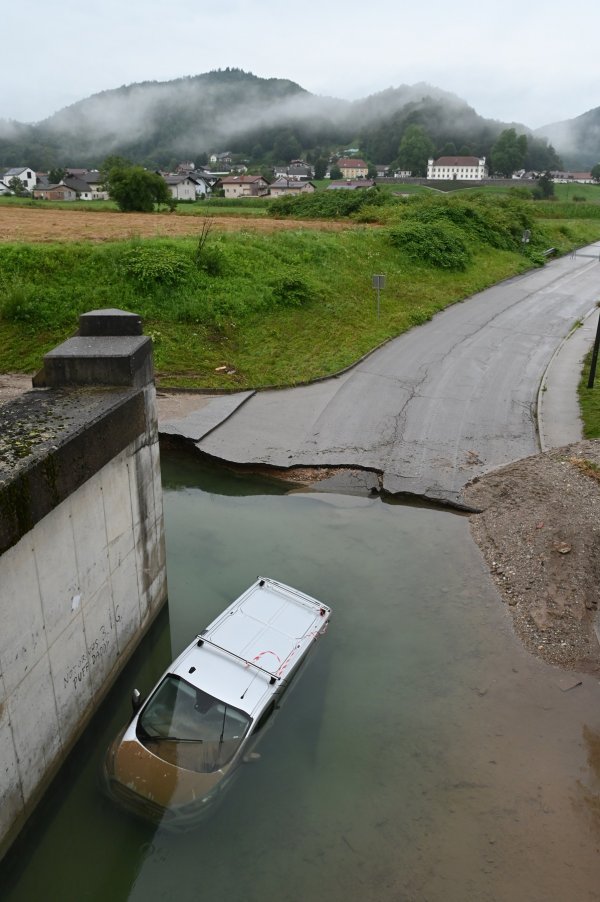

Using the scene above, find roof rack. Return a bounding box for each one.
[196,635,280,684]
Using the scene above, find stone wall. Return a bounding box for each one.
[0,310,168,859]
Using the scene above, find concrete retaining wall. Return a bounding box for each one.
[0,310,168,858]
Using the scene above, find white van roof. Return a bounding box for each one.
[171,578,330,716]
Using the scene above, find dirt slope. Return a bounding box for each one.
[464,440,600,673]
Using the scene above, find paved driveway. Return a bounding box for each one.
[164,246,600,505]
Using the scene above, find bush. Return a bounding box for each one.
[397,195,533,251]
[268,187,388,220]
[271,272,315,307]
[388,221,472,270]
[122,245,191,287]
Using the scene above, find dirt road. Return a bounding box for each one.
[0,205,350,243]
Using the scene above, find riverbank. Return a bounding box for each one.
[463,440,600,673]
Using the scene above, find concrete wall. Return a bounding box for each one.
[0,310,168,858]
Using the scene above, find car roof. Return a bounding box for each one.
[170,578,330,716]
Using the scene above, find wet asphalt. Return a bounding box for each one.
[160,244,600,506]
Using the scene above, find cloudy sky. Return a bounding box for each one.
[4,0,598,128]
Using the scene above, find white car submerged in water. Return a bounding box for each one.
[103,577,331,826]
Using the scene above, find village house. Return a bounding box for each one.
[550,171,594,183]
[273,161,313,181]
[190,173,215,197]
[210,151,233,165]
[76,170,109,199]
[427,156,487,181]
[269,178,316,198]
[1,166,37,192]
[61,175,97,199]
[219,175,269,198]
[32,184,77,201]
[337,157,369,179]
[162,174,198,201]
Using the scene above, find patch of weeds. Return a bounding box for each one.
[387,221,472,271]
[570,458,600,482]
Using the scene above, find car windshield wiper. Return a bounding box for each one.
[146,735,204,743]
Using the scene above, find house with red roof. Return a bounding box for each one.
[337,158,369,179]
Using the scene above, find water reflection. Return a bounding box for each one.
[2,448,600,902]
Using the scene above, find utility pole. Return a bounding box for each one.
[587,309,600,389]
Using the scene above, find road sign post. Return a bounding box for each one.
[372,274,386,319]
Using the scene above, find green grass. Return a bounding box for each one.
[0,196,119,212]
[579,341,600,438]
[2,194,600,390]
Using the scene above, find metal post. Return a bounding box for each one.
[587,311,600,389]
[372,274,385,319]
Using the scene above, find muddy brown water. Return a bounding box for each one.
[2,448,599,902]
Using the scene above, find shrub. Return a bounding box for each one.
[509,186,534,200]
[268,187,388,220]
[271,271,315,307]
[397,195,533,252]
[195,242,224,276]
[387,221,472,270]
[122,245,191,287]
[0,280,51,326]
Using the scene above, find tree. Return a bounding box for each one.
[439,142,457,157]
[329,163,342,180]
[535,171,555,199]
[272,130,302,164]
[7,176,29,196]
[48,167,66,184]
[591,163,600,183]
[102,159,174,212]
[314,158,328,180]
[525,137,562,173]
[397,125,435,177]
[491,128,527,177]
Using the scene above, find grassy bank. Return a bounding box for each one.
[2,194,600,390]
[579,342,600,438]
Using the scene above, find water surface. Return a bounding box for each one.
[3,450,599,902]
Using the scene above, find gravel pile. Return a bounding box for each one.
[464,440,600,673]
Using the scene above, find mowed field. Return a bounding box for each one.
[0,206,350,242]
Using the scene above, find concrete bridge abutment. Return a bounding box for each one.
[0,309,168,859]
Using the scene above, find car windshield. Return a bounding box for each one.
[137,675,251,773]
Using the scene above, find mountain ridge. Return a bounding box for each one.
[0,68,588,170]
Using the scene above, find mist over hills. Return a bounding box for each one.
[0,68,588,171]
[535,107,600,169]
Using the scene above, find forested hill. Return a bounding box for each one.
[535,106,600,169]
[0,67,562,171]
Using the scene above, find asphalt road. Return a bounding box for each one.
[168,245,600,506]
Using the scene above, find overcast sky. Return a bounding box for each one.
[4,0,598,129]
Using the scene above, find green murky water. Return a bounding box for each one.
[2,449,599,902]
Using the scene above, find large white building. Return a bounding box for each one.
[427,156,487,181]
